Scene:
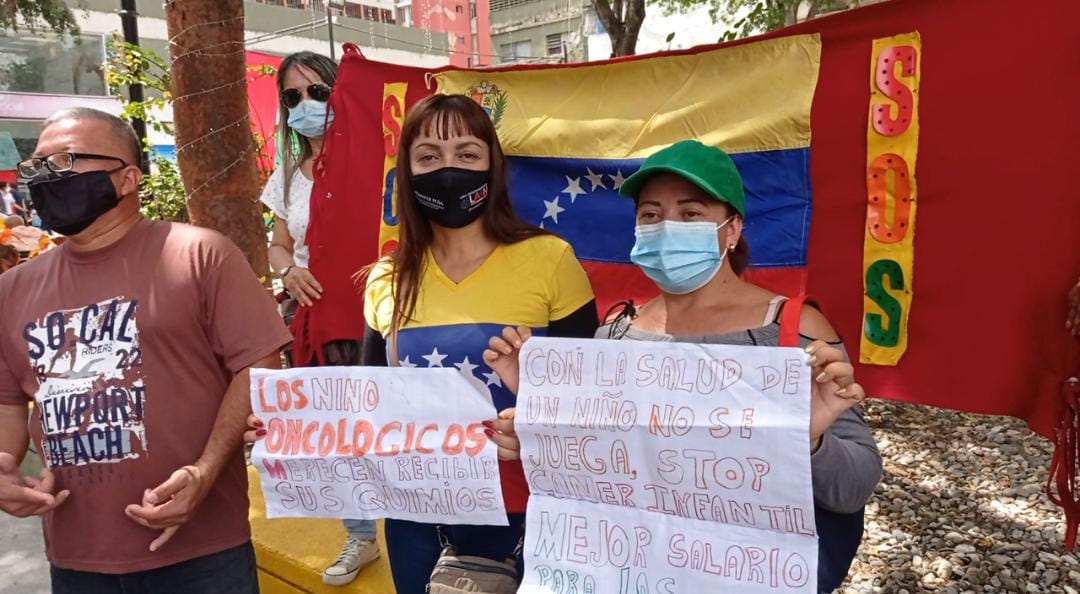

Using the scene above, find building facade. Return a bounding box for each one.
[251,0,493,68]
[0,0,451,177]
[251,0,396,24]
[489,0,588,64]
[414,0,493,67]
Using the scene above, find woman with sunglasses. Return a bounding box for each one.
[263,51,336,315]
[258,51,380,586]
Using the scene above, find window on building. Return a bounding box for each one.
[546,33,565,56]
[500,40,531,63]
[286,0,304,8]
[489,0,531,11]
[0,33,107,96]
[455,4,463,13]
[344,3,363,17]
[457,35,466,46]
[469,1,476,18]
[381,9,395,22]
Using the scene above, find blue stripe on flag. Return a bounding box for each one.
[506,147,811,267]
[397,323,549,411]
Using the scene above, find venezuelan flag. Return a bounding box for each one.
[429,35,820,303]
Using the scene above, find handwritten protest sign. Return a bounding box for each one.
[250,367,507,525]
[516,337,817,593]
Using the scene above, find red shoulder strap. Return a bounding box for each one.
[778,294,807,347]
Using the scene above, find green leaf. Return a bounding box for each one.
[140,156,189,223]
[491,91,509,128]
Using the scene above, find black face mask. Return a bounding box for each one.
[410,167,490,229]
[29,169,122,236]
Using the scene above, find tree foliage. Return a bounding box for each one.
[105,34,187,222]
[0,0,80,36]
[105,35,173,135]
[650,0,860,41]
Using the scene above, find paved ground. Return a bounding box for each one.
[0,514,49,594]
[0,448,49,594]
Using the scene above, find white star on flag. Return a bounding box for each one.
[399,355,417,368]
[609,170,627,191]
[562,176,585,203]
[422,347,447,367]
[454,356,479,377]
[585,168,606,192]
[542,196,566,224]
[482,370,503,387]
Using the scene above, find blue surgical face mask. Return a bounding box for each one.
[630,218,733,295]
[287,99,334,138]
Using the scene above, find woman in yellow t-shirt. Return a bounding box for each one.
[360,94,598,593]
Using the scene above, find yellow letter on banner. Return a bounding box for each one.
[860,32,921,366]
[379,82,408,254]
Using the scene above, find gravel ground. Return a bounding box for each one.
[841,398,1077,594]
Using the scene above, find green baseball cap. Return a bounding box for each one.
[619,140,746,217]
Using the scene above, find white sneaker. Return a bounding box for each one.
[322,537,380,586]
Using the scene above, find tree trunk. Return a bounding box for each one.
[166,0,267,277]
[784,0,801,26]
[593,0,645,57]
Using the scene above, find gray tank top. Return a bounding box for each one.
[596,296,830,349]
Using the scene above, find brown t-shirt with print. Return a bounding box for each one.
[0,218,292,573]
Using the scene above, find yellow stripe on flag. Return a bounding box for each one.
[435,35,821,158]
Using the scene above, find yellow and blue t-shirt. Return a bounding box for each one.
[363,234,596,512]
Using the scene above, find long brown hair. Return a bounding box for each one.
[369,94,548,333]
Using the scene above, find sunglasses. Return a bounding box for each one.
[281,83,332,109]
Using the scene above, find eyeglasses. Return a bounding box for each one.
[18,152,128,179]
[281,83,332,109]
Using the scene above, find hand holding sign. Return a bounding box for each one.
[484,407,521,461]
[483,325,532,395]
[250,367,508,525]
[806,341,865,447]
[244,414,265,443]
[0,452,69,517]
[517,337,821,594]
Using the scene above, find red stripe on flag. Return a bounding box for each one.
[582,261,808,320]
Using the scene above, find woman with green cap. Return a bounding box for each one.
[483,140,882,592]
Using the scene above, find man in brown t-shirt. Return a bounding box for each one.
[0,109,292,593]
